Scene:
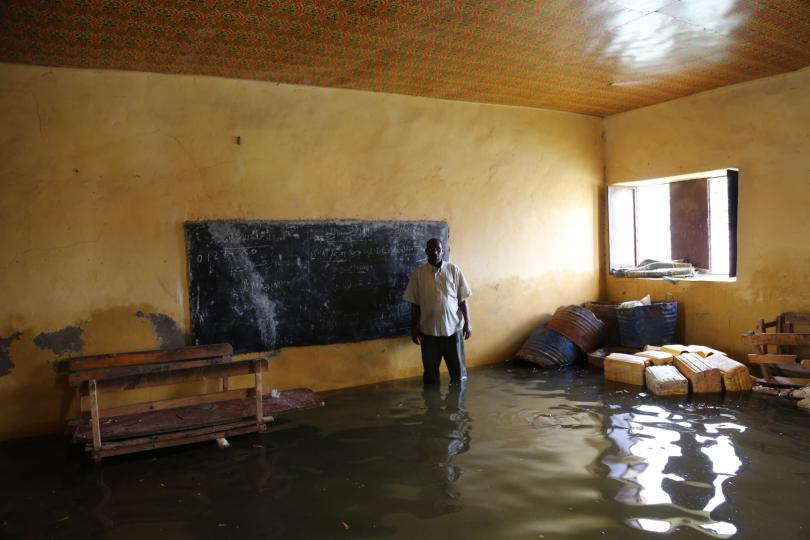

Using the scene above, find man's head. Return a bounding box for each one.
[425,238,443,267]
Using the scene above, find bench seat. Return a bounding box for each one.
[72,388,323,443]
[66,343,322,461]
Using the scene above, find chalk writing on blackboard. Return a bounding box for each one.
[185,220,449,354]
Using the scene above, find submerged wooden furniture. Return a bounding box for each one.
[742,312,810,387]
[68,343,270,462]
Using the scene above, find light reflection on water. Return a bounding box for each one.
[2,364,810,539]
[603,403,745,537]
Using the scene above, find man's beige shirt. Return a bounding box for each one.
[403,262,472,337]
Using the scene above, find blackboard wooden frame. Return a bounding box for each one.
[185,220,449,354]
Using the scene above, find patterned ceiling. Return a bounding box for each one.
[1,0,809,116]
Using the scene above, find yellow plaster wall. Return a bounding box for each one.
[0,63,603,440]
[603,67,810,359]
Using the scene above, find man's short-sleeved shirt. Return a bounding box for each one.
[403,262,472,337]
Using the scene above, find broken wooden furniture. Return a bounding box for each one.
[742,312,810,388]
[67,343,279,462]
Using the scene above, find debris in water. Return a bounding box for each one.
[341,521,349,530]
[217,437,230,448]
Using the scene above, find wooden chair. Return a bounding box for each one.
[67,343,270,462]
[741,312,810,387]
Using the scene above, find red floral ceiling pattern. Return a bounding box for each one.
[1,0,809,116]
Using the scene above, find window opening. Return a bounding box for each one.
[635,183,671,263]
[608,169,738,279]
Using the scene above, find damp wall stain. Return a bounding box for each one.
[0,64,604,440]
[0,332,23,376]
[79,306,162,355]
[32,326,84,356]
[0,307,189,441]
[136,311,187,348]
[0,329,74,440]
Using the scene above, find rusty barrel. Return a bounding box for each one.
[616,301,678,348]
[547,305,606,353]
[583,301,621,346]
[514,327,579,368]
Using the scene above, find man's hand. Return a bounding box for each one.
[463,323,472,340]
[411,326,421,345]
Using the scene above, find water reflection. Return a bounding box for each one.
[92,469,114,532]
[7,367,810,539]
[422,382,471,498]
[234,381,473,537]
[603,403,746,537]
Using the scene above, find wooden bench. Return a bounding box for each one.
[742,312,810,387]
[68,343,271,462]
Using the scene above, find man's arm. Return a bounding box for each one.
[459,300,472,340]
[410,304,421,345]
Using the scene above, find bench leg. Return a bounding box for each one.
[755,319,771,381]
[89,379,102,462]
[254,368,266,433]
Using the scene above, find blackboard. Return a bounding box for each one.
[185,220,449,354]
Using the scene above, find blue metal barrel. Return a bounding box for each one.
[514,326,580,368]
[616,302,678,348]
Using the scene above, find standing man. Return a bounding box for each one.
[403,238,472,385]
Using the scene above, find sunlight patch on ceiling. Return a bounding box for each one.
[595,0,750,82]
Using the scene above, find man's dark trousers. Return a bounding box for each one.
[419,331,467,385]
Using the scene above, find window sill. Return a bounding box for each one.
[609,273,736,283]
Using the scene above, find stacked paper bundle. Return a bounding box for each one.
[636,350,674,366]
[645,365,689,396]
[707,355,753,392]
[674,352,722,393]
[604,353,650,386]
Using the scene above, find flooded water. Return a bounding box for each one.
[1,363,809,539]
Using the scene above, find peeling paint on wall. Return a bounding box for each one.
[0,332,23,376]
[136,311,186,348]
[33,326,84,356]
